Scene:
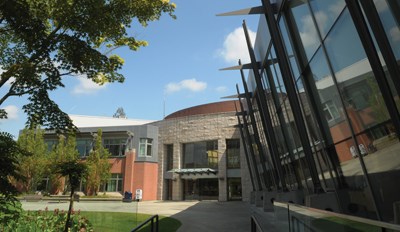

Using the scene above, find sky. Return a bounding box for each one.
[0,0,261,138]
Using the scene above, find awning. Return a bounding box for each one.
[169,168,218,175]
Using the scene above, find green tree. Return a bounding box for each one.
[86,129,111,196]
[0,0,176,131]
[0,132,26,225]
[54,160,87,232]
[47,132,79,194]
[367,76,389,123]
[17,128,48,192]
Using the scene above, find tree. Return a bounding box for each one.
[0,0,176,131]
[113,107,127,118]
[47,132,79,194]
[85,129,111,196]
[0,132,26,225]
[17,128,48,192]
[54,160,87,232]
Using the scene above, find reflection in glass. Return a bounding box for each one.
[289,0,320,60]
[324,8,400,222]
[373,0,400,60]
[267,48,313,191]
[309,0,346,39]
[279,17,300,79]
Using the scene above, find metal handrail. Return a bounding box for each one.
[131,214,159,232]
[275,201,400,231]
[251,215,264,232]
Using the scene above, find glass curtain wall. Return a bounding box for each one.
[254,0,400,222]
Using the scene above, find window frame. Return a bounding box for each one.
[139,138,153,157]
[103,138,127,157]
[226,139,241,169]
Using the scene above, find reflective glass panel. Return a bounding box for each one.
[309,0,346,39]
[324,8,400,222]
[289,0,320,60]
[373,0,400,60]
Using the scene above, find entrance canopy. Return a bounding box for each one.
[169,168,218,175]
[169,168,218,179]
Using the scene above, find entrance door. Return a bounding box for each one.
[183,178,218,200]
[228,178,242,201]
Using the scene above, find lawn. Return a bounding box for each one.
[80,211,181,232]
[311,216,381,232]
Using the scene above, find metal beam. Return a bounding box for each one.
[219,62,260,71]
[221,92,252,99]
[216,6,265,16]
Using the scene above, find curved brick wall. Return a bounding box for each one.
[165,100,239,119]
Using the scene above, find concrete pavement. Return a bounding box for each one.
[21,200,252,232]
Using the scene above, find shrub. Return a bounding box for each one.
[1,207,93,232]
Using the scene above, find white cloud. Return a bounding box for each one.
[313,11,329,36]
[217,27,256,64]
[215,86,228,93]
[299,14,321,49]
[72,75,107,95]
[2,105,19,120]
[390,26,400,42]
[329,1,346,16]
[165,78,207,94]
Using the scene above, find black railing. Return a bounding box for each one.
[250,215,263,232]
[131,214,159,232]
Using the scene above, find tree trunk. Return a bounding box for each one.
[64,189,74,232]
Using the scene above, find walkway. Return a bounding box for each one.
[21,200,252,232]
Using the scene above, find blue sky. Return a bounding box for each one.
[1,0,261,137]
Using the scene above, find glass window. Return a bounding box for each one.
[279,16,300,79]
[183,141,218,169]
[324,9,367,73]
[206,141,218,169]
[104,138,126,156]
[323,100,340,122]
[372,0,400,60]
[139,138,153,157]
[309,0,346,39]
[166,144,173,170]
[323,8,400,221]
[76,139,92,157]
[45,140,58,151]
[102,174,123,192]
[227,139,240,169]
[228,178,242,201]
[289,0,320,60]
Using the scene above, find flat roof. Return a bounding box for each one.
[69,115,155,128]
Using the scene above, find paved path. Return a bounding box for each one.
[21,200,251,232]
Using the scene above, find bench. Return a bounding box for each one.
[24,194,43,202]
[49,194,80,202]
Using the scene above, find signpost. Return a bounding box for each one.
[135,189,143,201]
[134,189,143,226]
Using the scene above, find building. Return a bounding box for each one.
[151,100,252,201]
[220,0,400,224]
[44,115,159,200]
[42,101,252,202]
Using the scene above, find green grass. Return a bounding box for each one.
[80,211,181,232]
[311,216,381,232]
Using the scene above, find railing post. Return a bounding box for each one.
[251,217,255,232]
[156,215,159,232]
[131,214,159,232]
